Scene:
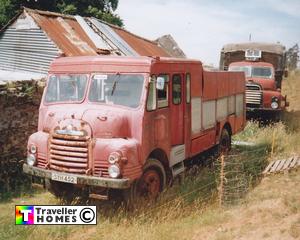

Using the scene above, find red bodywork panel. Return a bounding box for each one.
[28,56,246,186]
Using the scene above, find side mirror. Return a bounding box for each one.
[156,76,165,90]
[284,70,288,78]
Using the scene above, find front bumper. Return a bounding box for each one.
[23,164,131,189]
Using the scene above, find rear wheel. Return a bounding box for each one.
[218,128,231,154]
[123,158,166,207]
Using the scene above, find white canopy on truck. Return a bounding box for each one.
[221,42,285,55]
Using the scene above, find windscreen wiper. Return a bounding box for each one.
[111,73,120,96]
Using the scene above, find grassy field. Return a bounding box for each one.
[0,71,299,240]
[0,168,299,240]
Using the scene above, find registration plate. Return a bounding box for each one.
[51,173,77,184]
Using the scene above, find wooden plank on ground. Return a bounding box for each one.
[275,159,286,172]
[289,156,298,168]
[282,157,294,171]
[263,156,299,175]
[270,160,282,173]
[263,161,276,174]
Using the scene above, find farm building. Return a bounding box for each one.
[0,8,185,82]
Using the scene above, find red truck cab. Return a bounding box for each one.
[229,61,287,112]
[23,56,245,202]
[220,42,288,119]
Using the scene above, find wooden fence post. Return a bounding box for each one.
[271,129,276,158]
[219,154,225,207]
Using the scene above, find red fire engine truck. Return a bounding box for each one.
[23,56,245,202]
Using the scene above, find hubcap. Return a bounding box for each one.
[138,169,161,199]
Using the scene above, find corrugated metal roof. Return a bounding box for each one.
[74,16,110,52]
[0,12,60,74]
[88,18,138,56]
[0,7,172,79]
[23,8,169,57]
[24,8,98,56]
[112,26,170,57]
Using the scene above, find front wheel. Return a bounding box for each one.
[123,158,166,207]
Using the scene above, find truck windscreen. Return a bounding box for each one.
[228,66,251,77]
[88,74,144,108]
[45,74,88,103]
[252,67,272,78]
[229,66,273,79]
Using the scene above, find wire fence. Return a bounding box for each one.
[132,144,270,220]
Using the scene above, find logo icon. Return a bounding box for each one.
[16,206,34,225]
[79,207,95,223]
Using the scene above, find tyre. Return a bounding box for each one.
[218,128,231,154]
[123,158,166,207]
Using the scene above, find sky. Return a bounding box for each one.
[116,0,300,66]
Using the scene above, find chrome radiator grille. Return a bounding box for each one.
[49,134,89,174]
[246,83,262,106]
[94,160,109,177]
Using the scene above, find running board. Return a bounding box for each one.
[172,161,185,177]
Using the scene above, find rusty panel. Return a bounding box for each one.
[65,19,98,52]
[113,28,170,57]
[235,72,245,94]
[203,71,217,100]
[191,130,216,156]
[217,72,229,98]
[28,10,97,56]
[190,65,202,98]
[228,72,237,95]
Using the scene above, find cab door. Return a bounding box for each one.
[170,73,184,146]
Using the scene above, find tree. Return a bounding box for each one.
[286,44,299,71]
[0,0,123,29]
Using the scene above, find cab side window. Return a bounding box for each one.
[157,74,169,108]
[172,74,182,105]
[146,75,157,111]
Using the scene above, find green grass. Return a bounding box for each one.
[1,172,299,240]
[233,121,300,159]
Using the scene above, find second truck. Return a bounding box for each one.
[220,42,288,120]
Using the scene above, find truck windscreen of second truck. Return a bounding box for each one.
[229,66,273,79]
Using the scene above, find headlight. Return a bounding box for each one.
[27,154,36,166]
[271,101,279,109]
[30,145,37,154]
[108,164,120,178]
[108,152,121,164]
[271,96,279,109]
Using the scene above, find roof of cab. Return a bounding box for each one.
[50,56,202,67]
[222,42,285,55]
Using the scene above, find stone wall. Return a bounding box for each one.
[0,80,45,199]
